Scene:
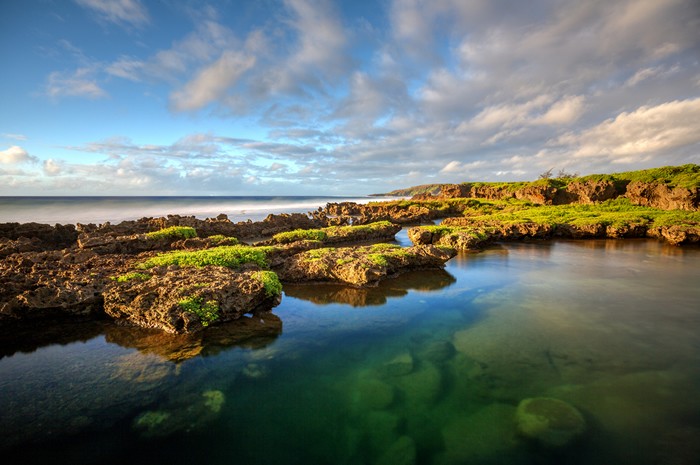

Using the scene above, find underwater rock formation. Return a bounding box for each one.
[515,397,586,448]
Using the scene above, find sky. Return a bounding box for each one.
[1,0,699,196]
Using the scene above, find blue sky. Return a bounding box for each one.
[1,0,699,196]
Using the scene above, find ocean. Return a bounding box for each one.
[0,196,383,225]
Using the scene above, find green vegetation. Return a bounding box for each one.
[178,296,219,327]
[378,164,700,198]
[366,244,415,267]
[251,271,283,298]
[269,221,397,245]
[591,164,700,189]
[272,229,327,243]
[467,198,700,229]
[367,254,389,267]
[373,183,443,197]
[138,245,276,270]
[145,226,197,240]
[325,221,396,237]
[207,235,239,245]
[111,272,151,283]
[304,248,336,261]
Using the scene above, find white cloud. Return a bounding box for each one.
[536,95,585,125]
[1,133,27,141]
[170,51,256,111]
[43,159,65,175]
[74,0,149,28]
[45,68,107,100]
[553,98,700,160]
[0,146,38,164]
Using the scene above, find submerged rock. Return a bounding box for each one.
[379,352,414,377]
[439,403,521,465]
[376,435,416,465]
[515,397,586,448]
[355,378,395,410]
[132,389,226,438]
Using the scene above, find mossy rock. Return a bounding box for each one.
[515,397,586,448]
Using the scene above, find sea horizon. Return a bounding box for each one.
[0,195,394,225]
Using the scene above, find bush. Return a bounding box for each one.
[145,226,197,240]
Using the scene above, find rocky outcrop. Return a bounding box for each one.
[0,249,131,323]
[624,181,699,211]
[0,222,78,256]
[432,179,698,211]
[318,202,435,225]
[103,267,281,334]
[276,245,456,287]
[77,212,323,243]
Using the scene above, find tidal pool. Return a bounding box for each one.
[1,239,699,464]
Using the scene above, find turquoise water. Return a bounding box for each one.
[1,239,700,464]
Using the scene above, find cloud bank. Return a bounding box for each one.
[4,0,700,195]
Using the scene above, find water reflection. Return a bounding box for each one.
[0,319,108,360]
[283,269,456,306]
[105,312,283,362]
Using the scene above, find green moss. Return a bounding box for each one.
[137,245,275,270]
[367,254,389,267]
[369,243,401,252]
[272,229,327,244]
[178,296,219,327]
[251,271,283,297]
[111,272,151,283]
[145,226,197,240]
[304,248,336,261]
[207,235,239,245]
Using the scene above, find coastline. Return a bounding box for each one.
[1,166,698,335]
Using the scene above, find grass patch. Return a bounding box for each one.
[178,296,219,327]
[272,229,327,244]
[111,272,151,283]
[138,245,275,270]
[465,198,699,228]
[145,226,197,240]
[251,271,283,297]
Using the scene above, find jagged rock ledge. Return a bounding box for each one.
[0,219,456,334]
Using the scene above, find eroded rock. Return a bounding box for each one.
[103,266,281,333]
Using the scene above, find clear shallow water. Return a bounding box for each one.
[0,196,381,225]
[1,239,700,464]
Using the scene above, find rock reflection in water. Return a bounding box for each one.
[105,311,283,362]
[0,318,108,360]
[283,269,456,307]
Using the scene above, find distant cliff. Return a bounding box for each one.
[376,164,700,211]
